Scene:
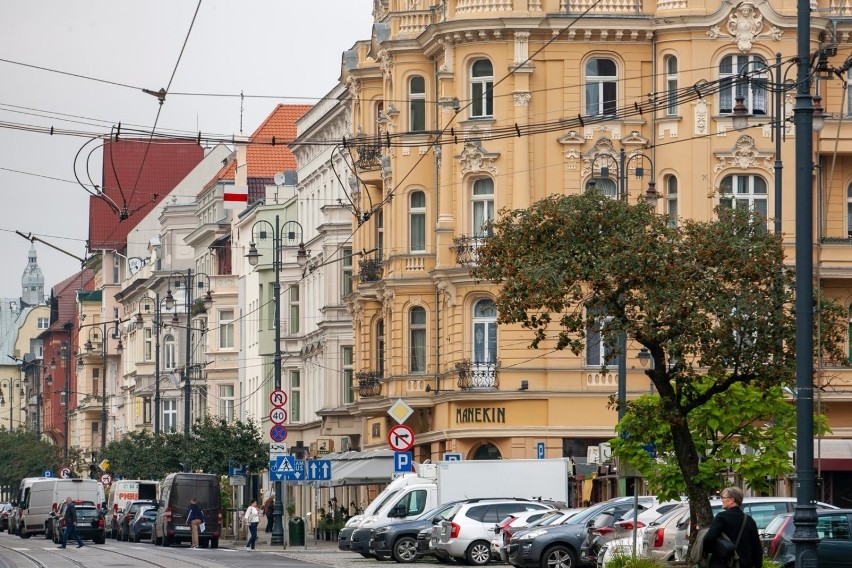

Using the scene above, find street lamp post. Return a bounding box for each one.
[84,320,124,452]
[246,215,308,547]
[0,378,23,430]
[135,295,163,436]
[164,270,213,469]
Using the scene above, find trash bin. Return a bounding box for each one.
[288,517,305,546]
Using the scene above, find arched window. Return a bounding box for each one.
[473,443,502,460]
[376,209,384,258]
[409,76,426,132]
[666,175,678,228]
[665,55,678,116]
[410,307,427,373]
[163,335,175,370]
[585,58,617,116]
[473,299,497,365]
[472,178,494,238]
[410,191,426,252]
[719,55,767,115]
[586,311,618,367]
[376,319,385,375]
[470,59,494,118]
[720,174,768,220]
[585,176,617,199]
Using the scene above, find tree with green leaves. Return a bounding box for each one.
[0,428,61,499]
[472,191,846,528]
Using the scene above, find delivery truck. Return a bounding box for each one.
[340,458,573,551]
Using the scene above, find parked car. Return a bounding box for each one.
[51,501,105,544]
[673,496,838,562]
[491,509,555,563]
[128,507,157,543]
[507,496,657,568]
[579,505,640,566]
[769,509,852,568]
[0,502,12,531]
[370,501,460,562]
[8,505,20,535]
[431,498,554,566]
[117,500,158,541]
[47,500,94,541]
[598,502,690,567]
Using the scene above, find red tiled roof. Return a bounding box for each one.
[46,269,95,332]
[248,104,312,177]
[88,139,204,250]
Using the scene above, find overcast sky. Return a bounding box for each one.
[0,0,373,298]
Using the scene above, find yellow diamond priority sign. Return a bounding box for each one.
[99,459,110,472]
[388,398,414,425]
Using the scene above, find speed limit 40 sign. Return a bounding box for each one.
[269,407,288,425]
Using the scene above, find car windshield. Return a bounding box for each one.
[762,514,790,537]
[142,510,157,519]
[76,508,99,519]
[416,502,456,521]
[528,510,576,528]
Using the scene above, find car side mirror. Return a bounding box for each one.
[391,504,408,518]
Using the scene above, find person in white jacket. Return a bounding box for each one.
[244,499,260,551]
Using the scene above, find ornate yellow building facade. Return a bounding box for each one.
[340,0,852,503]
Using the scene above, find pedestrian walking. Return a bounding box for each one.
[263,497,274,533]
[186,497,205,549]
[57,497,84,549]
[703,487,762,568]
[244,499,260,550]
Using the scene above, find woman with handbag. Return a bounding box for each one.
[703,487,763,568]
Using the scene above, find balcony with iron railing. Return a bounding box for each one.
[456,359,499,390]
[353,139,383,172]
[453,235,488,265]
[359,254,384,283]
[356,371,383,398]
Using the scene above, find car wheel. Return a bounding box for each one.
[151,529,160,546]
[162,533,171,547]
[542,545,577,568]
[20,531,31,539]
[360,553,373,558]
[210,537,219,549]
[465,540,492,566]
[95,536,105,545]
[134,533,140,543]
[393,536,418,563]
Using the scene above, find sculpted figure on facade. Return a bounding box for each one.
[714,134,773,173]
[456,139,499,177]
[707,2,782,52]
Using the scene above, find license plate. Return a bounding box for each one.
[175,525,190,530]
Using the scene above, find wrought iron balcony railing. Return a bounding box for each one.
[354,141,382,171]
[356,371,383,398]
[456,359,500,390]
[359,254,383,283]
[453,234,489,265]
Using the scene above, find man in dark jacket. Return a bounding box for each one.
[186,498,205,549]
[703,487,762,568]
[58,497,84,549]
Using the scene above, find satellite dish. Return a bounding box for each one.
[273,172,286,186]
[128,257,144,275]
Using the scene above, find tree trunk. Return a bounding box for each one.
[668,404,713,528]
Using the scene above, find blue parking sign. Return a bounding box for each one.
[394,451,412,473]
[43,469,52,477]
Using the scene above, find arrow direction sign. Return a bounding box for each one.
[387,424,415,452]
[269,389,288,408]
[308,459,332,481]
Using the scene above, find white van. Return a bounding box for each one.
[10,477,49,536]
[106,480,158,538]
[20,479,105,539]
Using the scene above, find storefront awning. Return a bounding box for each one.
[815,439,852,471]
[318,449,395,487]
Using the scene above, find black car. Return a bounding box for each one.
[766,509,852,568]
[338,524,357,552]
[0,503,12,532]
[117,500,158,541]
[508,497,655,568]
[51,502,105,544]
[129,507,157,543]
[579,506,635,565]
[371,502,461,562]
[47,500,94,541]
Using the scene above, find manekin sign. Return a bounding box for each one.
[455,406,506,424]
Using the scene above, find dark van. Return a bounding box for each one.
[151,473,221,548]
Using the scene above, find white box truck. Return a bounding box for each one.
[342,458,573,540]
[105,480,158,539]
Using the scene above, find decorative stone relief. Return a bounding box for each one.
[377,49,394,80]
[513,91,531,107]
[584,124,621,140]
[713,134,773,173]
[438,39,454,73]
[345,76,361,100]
[694,99,708,135]
[456,139,500,177]
[380,288,395,316]
[581,136,619,178]
[706,2,782,52]
[373,0,388,21]
[558,130,584,170]
[347,298,364,324]
[437,280,457,307]
[514,31,530,66]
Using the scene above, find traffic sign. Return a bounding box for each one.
[269,407,288,425]
[99,459,110,471]
[100,473,112,485]
[443,452,463,461]
[537,442,545,459]
[308,459,332,480]
[394,452,412,473]
[59,467,71,479]
[270,389,288,408]
[228,461,246,477]
[43,469,52,478]
[387,424,415,452]
[270,424,288,442]
[269,442,288,457]
[388,398,414,424]
[269,455,305,481]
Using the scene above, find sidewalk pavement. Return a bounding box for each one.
[222,534,342,553]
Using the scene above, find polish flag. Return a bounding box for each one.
[224,185,248,209]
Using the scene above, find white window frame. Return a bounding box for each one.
[37,317,49,329]
[218,384,235,422]
[163,399,177,432]
[288,286,300,335]
[720,174,768,219]
[719,54,767,115]
[410,306,427,374]
[585,58,618,117]
[290,370,301,422]
[470,59,494,118]
[665,55,678,116]
[143,328,152,362]
[342,346,354,404]
[163,335,175,370]
[409,75,426,132]
[472,299,497,365]
[376,319,385,375]
[410,191,426,253]
[586,315,618,367]
[472,178,495,238]
[218,309,235,349]
[342,248,353,297]
[666,175,678,228]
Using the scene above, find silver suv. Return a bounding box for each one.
[431,498,553,566]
